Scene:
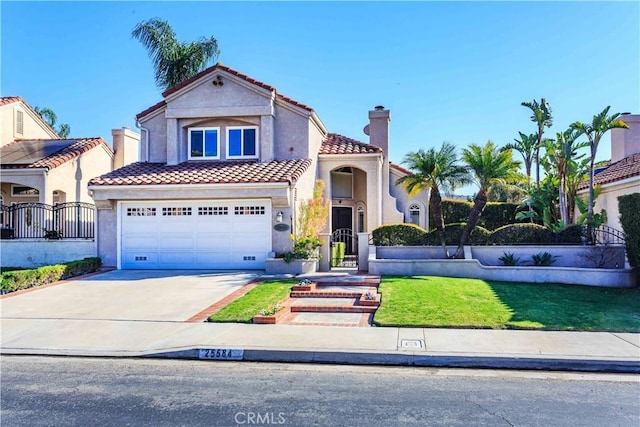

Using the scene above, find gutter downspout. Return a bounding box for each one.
[135,119,149,162]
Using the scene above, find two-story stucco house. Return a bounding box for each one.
[89,64,426,271]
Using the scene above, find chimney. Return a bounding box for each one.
[112,127,141,169]
[610,113,639,163]
[367,105,390,157]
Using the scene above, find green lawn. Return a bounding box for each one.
[208,280,294,323]
[373,276,640,332]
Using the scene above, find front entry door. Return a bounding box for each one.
[331,206,357,268]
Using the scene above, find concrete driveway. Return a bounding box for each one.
[0,270,259,322]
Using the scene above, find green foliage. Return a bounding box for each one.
[425,223,490,246]
[430,199,520,231]
[499,252,521,266]
[619,194,640,271]
[531,251,559,266]
[0,258,102,293]
[283,237,322,263]
[555,224,585,245]
[331,242,346,267]
[490,224,554,245]
[371,223,427,246]
[284,180,330,261]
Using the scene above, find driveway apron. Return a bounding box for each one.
[0,270,258,322]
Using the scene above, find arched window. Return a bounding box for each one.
[409,204,421,226]
[357,206,365,233]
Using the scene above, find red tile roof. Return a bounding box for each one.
[137,63,313,120]
[319,133,382,155]
[578,153,640,189]
[1,138,111,171]
[0,96,60,137]
[88,159,312,186]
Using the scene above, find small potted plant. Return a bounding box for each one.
[292,278,315,292]
[252,302,288,324]
[359,290,381,306]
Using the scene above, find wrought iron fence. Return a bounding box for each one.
[0,202,95,239]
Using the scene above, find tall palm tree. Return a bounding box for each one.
[503,132,537,183]
[521,98,553,188]
[453,141,521,259]
[396,142,470,258]
[571,106,629,234]
[544,128,587,225]
[132,18,220,91]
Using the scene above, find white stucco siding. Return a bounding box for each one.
[0,104,58,146]
[96,207,118,267]
[273,105,311,160]
[577,178,640,232]
[142,113,167,163]
[389,168,429,229]
[47,145,113,204]
[0,172,47,204]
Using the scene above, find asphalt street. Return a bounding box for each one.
[1,356,638,427]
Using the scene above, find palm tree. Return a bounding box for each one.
[396,142,469,258]
[544,128,587,225]
[571,106,629,235]
[453,141,521,259]
[132,18,220,91]
[521,98,553,188]
[503,132,537,183]
[33,106,70,138]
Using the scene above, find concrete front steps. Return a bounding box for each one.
[280,275,381,327]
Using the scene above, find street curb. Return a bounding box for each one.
[142,348,640,374]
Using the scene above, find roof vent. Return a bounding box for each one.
[375,105,385,111]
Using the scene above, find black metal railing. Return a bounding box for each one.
[0,202,95,239]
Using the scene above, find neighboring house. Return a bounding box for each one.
[89,64,425,270]
[0,96,140,230]
[577,113,640,233]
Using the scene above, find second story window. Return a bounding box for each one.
[189,127,220,159]
[227,127,258,159]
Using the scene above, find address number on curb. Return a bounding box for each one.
[199,348,244,360]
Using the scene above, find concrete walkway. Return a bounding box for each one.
[1,271,638,372]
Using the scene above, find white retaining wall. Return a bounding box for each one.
[369,246,636,288]
[0,240,97,268]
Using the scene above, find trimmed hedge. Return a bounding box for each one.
[490,224,554,245]
[429,199,521,231]
[0,257,102,293]
[555,224,585,245]
[331,242,346,267]
[372,223,427,246]
[425,223,491,246]
[619,194,640,270]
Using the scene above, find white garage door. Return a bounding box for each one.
[120,200,271,269]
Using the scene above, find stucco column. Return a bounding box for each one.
[319,232,331,272]
[357,232,370,272]
[166,118,178,165]
[260,114,275,162]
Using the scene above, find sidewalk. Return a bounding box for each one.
[1,317,638,373]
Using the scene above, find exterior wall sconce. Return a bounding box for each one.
[276,211,283,223]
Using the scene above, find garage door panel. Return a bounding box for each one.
[121,200,271,269]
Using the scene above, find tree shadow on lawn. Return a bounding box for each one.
[486,280,640,332]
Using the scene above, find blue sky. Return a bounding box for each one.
[2,1,638,194]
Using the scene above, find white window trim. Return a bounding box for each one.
[226,126,259,160]
[188,127,221,160]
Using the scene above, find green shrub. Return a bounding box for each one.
[425,223,491,246]
[490,223,554,245]
[619,194,640,271]
[372,223,427,246]
[531,251,559,266]
[438,199,472,227]
[479,202,521,230]
[331,242,346,267]
[0,257,102,293]
[555,224,585,245]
